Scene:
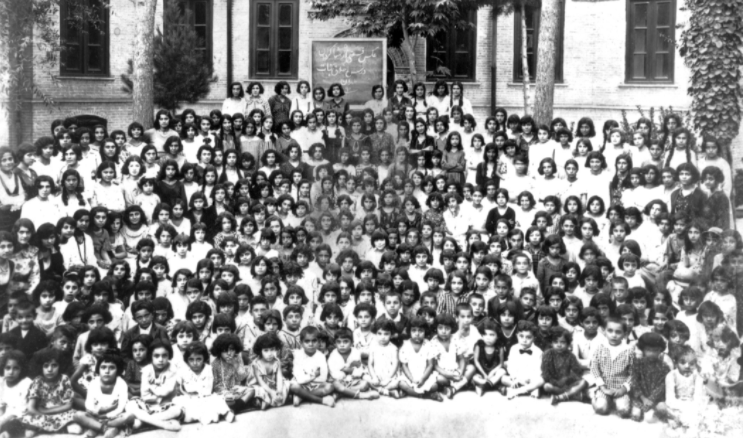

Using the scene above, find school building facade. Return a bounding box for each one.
[3,0,743,169]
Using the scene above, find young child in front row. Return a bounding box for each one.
[290,326,335,407]
[0,350,32,438]
[174,342,234,425]
[539,325,587,406]
[367,320,401,398]
[591,317,634,418]
[397,317,443,401]
[71,327,118,410]
[630,332,671,422]
[502,320,544,399]
[20,349,80,437]
[210,334,255,412]
[328,328,379,400]
[429,314,468,399]
[126,339,182,431]
[251,333,291,409]
[665,345,705,435]
[472,319,506,396]
[73,350,135,438]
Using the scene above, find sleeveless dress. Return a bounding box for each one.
[475,339,501,374]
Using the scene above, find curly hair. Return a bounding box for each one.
[252,333,283,356]
[210,334,243,357]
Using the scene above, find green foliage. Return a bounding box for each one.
[121,2,217,113]
[679,0,743,158]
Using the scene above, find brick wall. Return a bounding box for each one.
[4,0,742,196]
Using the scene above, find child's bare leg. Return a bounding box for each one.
[24,429,36,438]
[614,394,632,418]
[73,394,87,411]
[508,378,543,399]
[100,415,134,438]
[290,383,335,407]
[472,374,488,388]
[0,416,19,438]
[399,381,421,398]
[488,368,506,386]
[452,365,476,392]
[126,402,182,431]
[500,375,517,388]
[592,392,611,415]
[631,405,644,422]
[654,402,668,419]
[235,387,255,404]
[333,380,377,399]
[106,414,135,430]
[543,383,566,395]
[73,413,103,432]
[558,380,587,403]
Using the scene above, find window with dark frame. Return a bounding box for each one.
[513,6,564,83]
[626,0,675,83]
[250,0,299,79]
[168,0,213,64]
[59,0,109,76]
[426,11,477,81]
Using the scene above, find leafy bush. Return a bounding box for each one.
[121,2,217,113]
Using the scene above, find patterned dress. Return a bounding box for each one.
[591,342,635,403]
[630,356,670,410]
[251,359,289,407]
[21,375,75,432]
[10,245,40,294]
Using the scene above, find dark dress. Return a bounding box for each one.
[155,180,188,209]
[387,96,412,117]
[0,172,23,232]
[475,162,500,189]
[474,339,502,374]
[540,348,583,388]
[322,128,345,163]
[323,98,350,117]
[670,187,705,223]
[409,134,435,166]
[630,357,670,410]
[38,250,65,283]
[0,260,15,317]
[485,206,516,234]
[702,190,731,230]
[269,95,292,127]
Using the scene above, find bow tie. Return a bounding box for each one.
[520,349,532,355]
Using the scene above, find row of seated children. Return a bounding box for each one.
[1,279,742,438]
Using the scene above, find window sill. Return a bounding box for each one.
[618,83,677,89]
[422,80,481,88]
[507,82,568,88]
[54,75,115,81]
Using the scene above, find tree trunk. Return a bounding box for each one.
[533,0,563,125]
[400,19,420,87]
[520,3,530,115]
[2,0,32,146]
[131,0,158,128]
[401,38,419,86]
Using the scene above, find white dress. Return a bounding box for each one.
[174,364,231,424]
[398,340,438,393]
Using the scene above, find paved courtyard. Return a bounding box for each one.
[46,392,665,438]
